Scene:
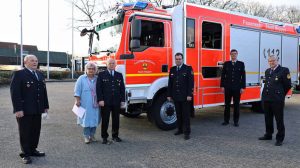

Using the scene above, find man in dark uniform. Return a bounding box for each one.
[97,58,125,144]
[220,49,246,127]
[259,55,291,146]
[10,55,49,164]
[167,52,194,140]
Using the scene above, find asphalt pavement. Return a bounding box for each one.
[0,82,300,168]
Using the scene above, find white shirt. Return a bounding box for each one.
[27,68,39,80]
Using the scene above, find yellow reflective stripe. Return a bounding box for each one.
[126,73,168,77]
[247,72,259,74]
[126,71,280,77]
[127,72,203,77]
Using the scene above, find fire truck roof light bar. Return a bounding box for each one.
[296,26,300,33]
[123,2,135,7]
[123,1,148,10]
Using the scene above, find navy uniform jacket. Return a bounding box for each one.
[262,65,291,102]
[220,61,246,90]
[167,64,194,102]
[96,70,125,106]
[10,68,49,115]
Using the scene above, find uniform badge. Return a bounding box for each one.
[27,84,30,87]
[275,77,278,81]
[287,74,291,79]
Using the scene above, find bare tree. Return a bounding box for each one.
[149,0,163,6]
[286,6,300,23]
[267,6,288,22]
[69,0,300,29]
[67,0,123,30]
[237,1,273,17]
[215,0,239,10]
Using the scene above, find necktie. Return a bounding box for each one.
[32,71,39,80]
[270,69,273,75]
[177,66,180,72]
[110,70,114,77]
[232,62,235,66]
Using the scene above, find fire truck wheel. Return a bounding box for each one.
[120,109,142,118]
[251,101,264,113]
[152,93,177,130]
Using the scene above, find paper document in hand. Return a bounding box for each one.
[72,105,86,118]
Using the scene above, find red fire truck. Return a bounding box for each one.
[81,1,300,130]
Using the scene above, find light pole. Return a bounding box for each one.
[71,0,74,79]
[47,0,50,79]
[20,0,23,68]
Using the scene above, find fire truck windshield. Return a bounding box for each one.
[91,18,123,54]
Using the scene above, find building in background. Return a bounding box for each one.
[0,41,71,70]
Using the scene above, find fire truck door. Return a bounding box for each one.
[199,18,225,107]
[125,18,171,85]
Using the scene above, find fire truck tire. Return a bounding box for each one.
[251,101,264,113]
[151,92,177,130]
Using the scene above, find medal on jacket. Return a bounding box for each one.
[275,76,278,81]
[26,81,30,87]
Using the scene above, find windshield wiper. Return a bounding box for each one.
[89,50,115,56]
[99,50,115,53]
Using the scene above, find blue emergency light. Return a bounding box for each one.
[133,1,148,9]
[123,1,148,10]
[296,26,300,33]
[123,2,134,7]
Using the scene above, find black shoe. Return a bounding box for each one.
[275,141,283,146]
[174,131,183,135]
[102,138,108,144]
[31,150,45,157]
[21,156,32,164]
[258,136,272,140]
[184,135,190,140]
[234,123,239,127]
[222,122,229,126]
[112,137,122,142]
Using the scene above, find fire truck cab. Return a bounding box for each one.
[82,1,300,130]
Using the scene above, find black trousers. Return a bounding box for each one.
[16,114,41,156]
[263,101,285,141]
[101,105,120,139]
[174,101,191,135]
[224,88,241,123]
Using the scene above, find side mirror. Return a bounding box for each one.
[130,19,141,49]
[80,28,88,36]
